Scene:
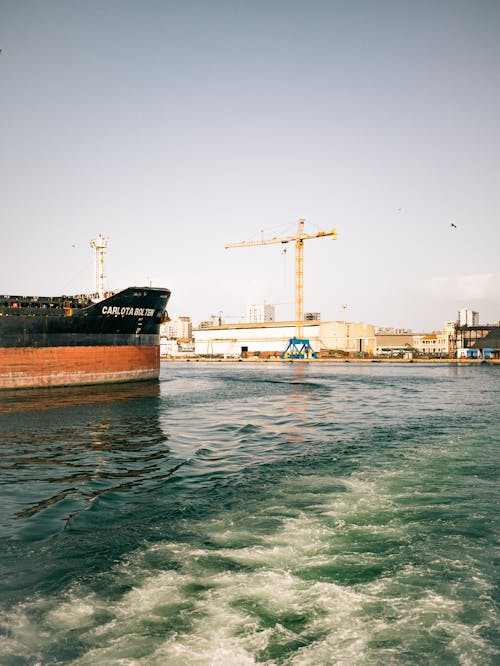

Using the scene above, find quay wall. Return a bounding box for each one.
[162,357,500,365]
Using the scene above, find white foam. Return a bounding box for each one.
[2,461,498,665]
[45,598,97,630]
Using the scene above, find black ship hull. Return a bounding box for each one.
[0,287,171,389]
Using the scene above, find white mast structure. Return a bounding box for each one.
[90,234,109,300]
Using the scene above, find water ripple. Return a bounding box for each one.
[0,363,498,664]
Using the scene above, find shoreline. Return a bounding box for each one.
[162,357,500,365]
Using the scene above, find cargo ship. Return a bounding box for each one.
[0,287,171,389]
[0,236,171,389]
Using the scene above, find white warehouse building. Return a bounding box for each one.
[194,321,375,357]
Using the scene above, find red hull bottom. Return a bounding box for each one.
[0,346,160,389]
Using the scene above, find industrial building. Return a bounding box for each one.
[193,320,375,357]
[454,310,500,358]
[456,324,500,358]
[375,331,415,357]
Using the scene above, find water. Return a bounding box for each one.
[0,362,498,665]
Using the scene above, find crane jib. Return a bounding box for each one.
[224,219,338,358]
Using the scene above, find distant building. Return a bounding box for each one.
[175,316,192,339]
[458,309,479,327]
[247,303,275,323]
[376,322,456,358]
[413,325,454,357]
[305,312,320,321]
[160,316,192,340]
[376,327,413,335]
[160,321,175,338]
[198,315,220,329]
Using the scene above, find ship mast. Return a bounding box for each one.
[90,234,109,300]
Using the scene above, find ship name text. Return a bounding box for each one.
[101,306,156,317]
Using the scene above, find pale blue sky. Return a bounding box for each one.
[1,0,499,330]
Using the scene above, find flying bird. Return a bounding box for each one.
[450,222,457,229]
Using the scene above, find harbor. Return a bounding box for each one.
[2,2,499,664]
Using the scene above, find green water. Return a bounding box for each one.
[0,363,498,665]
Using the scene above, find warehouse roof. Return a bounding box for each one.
[472,331,500,349]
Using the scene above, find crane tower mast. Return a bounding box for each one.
[90,234,109,301]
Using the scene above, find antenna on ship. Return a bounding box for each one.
[90,234,109,301]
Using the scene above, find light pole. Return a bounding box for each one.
[342,304,349,354]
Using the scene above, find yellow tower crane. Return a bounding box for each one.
[225,218,337,358]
